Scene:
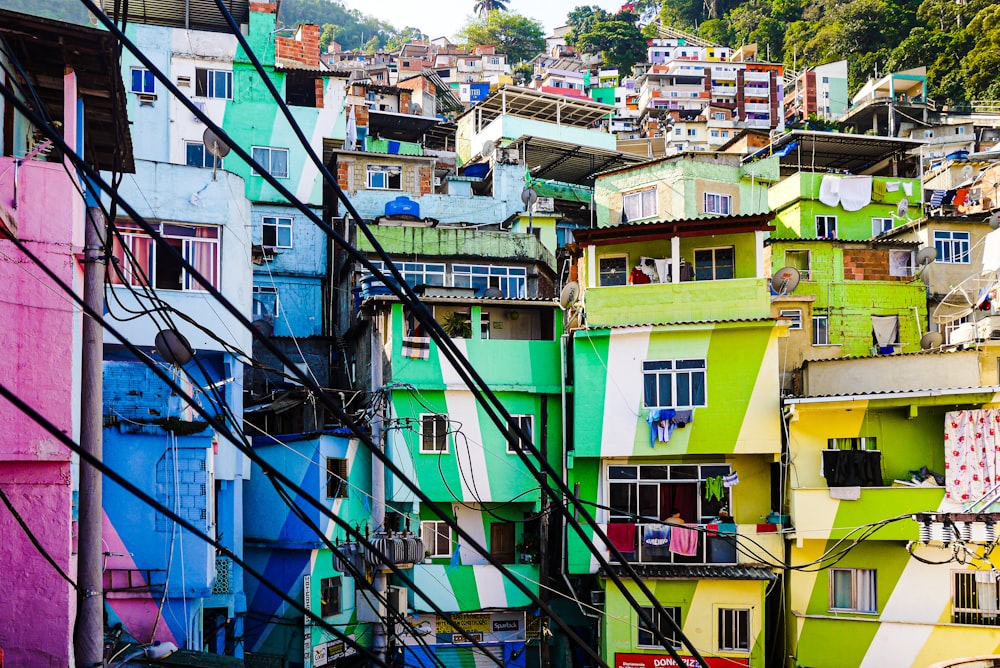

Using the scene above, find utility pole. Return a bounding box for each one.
[75,203,106,667]
[370,323,387,663]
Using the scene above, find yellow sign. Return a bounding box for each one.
[436,613,491,635]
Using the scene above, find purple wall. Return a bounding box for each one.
[0,154,85,666]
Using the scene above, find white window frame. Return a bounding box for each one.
[622,189,657,221]
[812,315,830,345]
[419,413,449,453]
[196,68,233,99]
[366,164,402,190]
[934,230,971,264]
[829,568,878,613]
[703,192,732,215]
[452,264,527,298]
[184,141,222,169]
[262,215,293,249]
[780,309,803,330]
[251,146,289,179]
[507,415,534,454]
[130,67,155,94]
[421,520,452,557]
[816,215,838,239]
[637,605,682,649]
[717,608,751,652]
[952,570,1000,624]
[872,217,894,236]
[111,221,220,291]
[642,359,707,410]
[599,254,629,286]
[783,249,811,279]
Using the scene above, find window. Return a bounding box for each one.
[674,127,682,136]
[452,264,526,298]
[872,217,894,236]
[934,230,971,264]
[642,359,707,410]
[130,67,155,94]
[830,568,877,613]
[694,247,735,280]
[366,164,402,190]
[812,315,829,345]
[889,249,913,277]
[637,606,682,648]
[326,458,348,499]
[713,112,726,120]
[623,189,656,221]
[421,520,452,557]
[490,522,515,563]
[703,193,732,215]
[687,128,697,136]
[816,215,837,239]
[828,437,877,451]
[251,146,289,179]
[953,570,1000,625]
[784,249,811,279]
[366,260,446,289]
[110,221,219,291]
[718,608,750,651]
[924,129,934,138]
[957,126,967,135]
[599,255,629,286]
[420,414,449,453]
[507,415,534,454]
[195,68,233,99]
[252,286,278,322]
[780,309,803,330]
[320,576,342,617]
[262,216,293,248]
[185,141,222,169]
[710,130,719,138]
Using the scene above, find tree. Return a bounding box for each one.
[474,0,509,16]
[962,4,1000,99]
[457,11,546,65]
[575,10,647,75]
[566,5,611,45]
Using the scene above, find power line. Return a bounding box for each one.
[0,484,78,589]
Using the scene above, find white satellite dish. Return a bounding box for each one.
[896,198,910,218]
[989,211,1000,230]
[521,187,538,207]
[203,127,230,181]
[961,164,975,181]
[771,266,800,295]
[920,331,944,349]
[481,139,496,160]
[916,247,937,266]
[559,281,580,309]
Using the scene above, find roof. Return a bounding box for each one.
[513,136,644,186]
[574,212,776,246]
[456,85,616,128]
[784,385,1000,405]
[744,130,925,175]
[365,295,559,308]
[583,317,777,331]
[766,236,922,247]
[0,9,134,172]
[603,564,778,580]
[100,0,249,32]
[367,109,443,143]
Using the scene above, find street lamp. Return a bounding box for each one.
[109,641,179,667]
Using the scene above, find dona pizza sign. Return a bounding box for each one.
[615,653,749,668]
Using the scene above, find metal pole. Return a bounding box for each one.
[370,321,387,663]
[75,205,106,667]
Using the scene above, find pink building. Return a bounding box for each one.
[0,11,132,666]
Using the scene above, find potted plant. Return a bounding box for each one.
[423,550,432,564]
[441,312,472,338]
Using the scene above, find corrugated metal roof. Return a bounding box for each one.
[784,385,1000,404]
[583,318,776,331]
[603,564,778,580]
[767,237,922,246]
[100,0,249,33]
[456,85,616,128]
[574,213,776,245]
[365,294,558,306]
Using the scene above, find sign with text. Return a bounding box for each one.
[615,653,750,668]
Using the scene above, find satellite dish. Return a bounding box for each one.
[482,287,503,299]
[559,281,580,309]
[916,247,937,266]
[989,211,1000,230]
[920,331,944,349]
[521,187,538,207]
[961,164,975,181]
[154,329,193,367]
[203,127,231,159]
[481,140,496,159]
[411,102,422,116]
[896,198,910,218]
[771,266,800,295]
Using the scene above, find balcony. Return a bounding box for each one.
[603,522,783,566]
[583,277,772,327]
[790,486,944,541]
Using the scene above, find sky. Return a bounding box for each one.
[339,0,629,42]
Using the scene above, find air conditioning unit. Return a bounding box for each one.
[590,590,605,606]
[533,197,555,213]
[387,586,408,614]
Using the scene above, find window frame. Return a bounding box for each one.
[320,576,342,617]
[934,230,971,264]
[694,246,735,281]
[419,413,449,454]
[780,309,803,330]
[184,141,222,169]
[703,192,733,215]
[452,264,527,298]
[816,215,838,239]
[506,414,534,454]
[262,215,294,249]
[366,164,403,190]
[637,605,682,649]
[952,570,1000,625]
[195,68,233,100]
[872,217,894,236]
[110,221,220,292]
[642,359,707,410]
[717,607,751,652]
[252,285,279,322]
[251,146,289,179]
[599,254,629,287]
[130,67,155,94]
[622,188,657,221]
[325,458,348,499]
[829,568,878,613]
[420,520,452,557]
[812,315,830,345]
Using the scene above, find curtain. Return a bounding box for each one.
[944,409,1000,503]
[185,238,217,290]
[659,483,697,524]
[129,235,153,286]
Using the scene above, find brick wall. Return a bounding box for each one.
[417,164,433,195]
[842,248,908,282]
[249,2,276,14]
[154,446,209,532]
[276,24,320,67]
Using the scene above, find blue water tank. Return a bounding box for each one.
[385,195,420,218]
[463,162,490,179]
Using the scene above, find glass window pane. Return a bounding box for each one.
[186,143,203,167]
[643,373,657,406]
[691,372,706,406]
[272,150,288,178]
[832,570,852,608]
[676,373,690,406]
[658,374,672,407]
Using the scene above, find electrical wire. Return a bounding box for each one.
[0,484,77,589]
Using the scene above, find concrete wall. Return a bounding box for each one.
[802,350,981,395]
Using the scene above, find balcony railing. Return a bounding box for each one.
[607,522,738,565]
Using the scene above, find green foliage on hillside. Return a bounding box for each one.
[652,0,999,102]
[280,0,426,52]
[457,11,546,65]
